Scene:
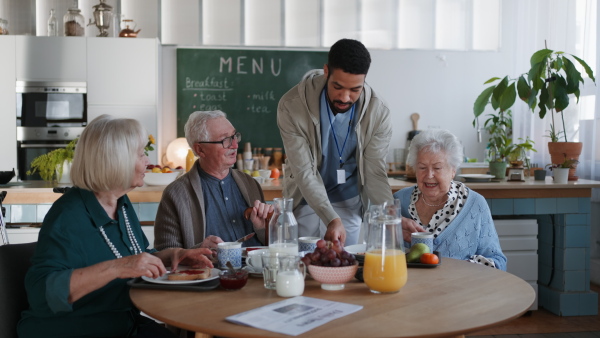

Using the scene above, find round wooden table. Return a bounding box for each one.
[130,258,535,338]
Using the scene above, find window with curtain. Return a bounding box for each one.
[511,0,598,186]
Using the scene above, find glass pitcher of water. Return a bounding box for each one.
[268,198,298,255]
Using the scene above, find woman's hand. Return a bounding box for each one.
[153,248,214,272]
[169,248,214,272]
[113,252,167,279]
[249,200,274,230]
[401,217,426,242]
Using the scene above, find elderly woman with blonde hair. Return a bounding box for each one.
[19,115,213,338]
[394,128,506,270]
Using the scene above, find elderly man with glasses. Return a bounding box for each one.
[154,110,273,251]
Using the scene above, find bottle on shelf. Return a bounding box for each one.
[48,9,58,36]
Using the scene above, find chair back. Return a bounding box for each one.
[0,242,37,338]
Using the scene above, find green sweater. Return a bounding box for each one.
[18,187,153,338]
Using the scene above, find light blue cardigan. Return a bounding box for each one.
[394,185,507,271]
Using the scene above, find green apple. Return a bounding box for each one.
[406,243,431,263]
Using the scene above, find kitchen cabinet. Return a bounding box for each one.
[86,38,160,163]
[494,219,538,310]
[0,36,17,173]
[86,38,159,106]
[15,36,86,81]
[7,226,155,248]
[6,227,39,244]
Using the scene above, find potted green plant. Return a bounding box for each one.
[473,44,595,181]
[545,153,579,184]
[481,110,513,179]
[507,137,536,168]
[27,138,77,182]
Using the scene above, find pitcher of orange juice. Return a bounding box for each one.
[363,207,407,294]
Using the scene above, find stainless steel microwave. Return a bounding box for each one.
[16,81,87,127]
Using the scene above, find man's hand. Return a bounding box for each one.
[324,218,346,245]
[200,235,223,249]
[401,217,426,242]
[249,200,274,229]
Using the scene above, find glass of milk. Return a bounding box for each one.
[276,256,306,297]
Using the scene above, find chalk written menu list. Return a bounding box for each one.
[177,48,327,148]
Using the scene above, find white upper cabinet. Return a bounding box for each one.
[0,36,17,173]
[86,38,158,106]
[15,36,87,81]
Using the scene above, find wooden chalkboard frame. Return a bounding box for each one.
[177,47,328,149]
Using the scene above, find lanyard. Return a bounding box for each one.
[326,99,355,169]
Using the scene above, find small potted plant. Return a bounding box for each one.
[506,137,536,168]
[545,153,579,184]
[27,138,77,182]
[480,110,513,179]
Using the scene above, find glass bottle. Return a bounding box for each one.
[64,7,85,36]
[272,148,283,169]
[48,9,58,36]
[268,198,298,255]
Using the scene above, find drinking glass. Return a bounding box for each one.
[363,209,407,294]
[261,252,293,290]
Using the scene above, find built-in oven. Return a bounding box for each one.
[16,81,87,127]
[16,81,87,181]
[17,127,85,181]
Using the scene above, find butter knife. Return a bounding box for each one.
[236,232,255,243]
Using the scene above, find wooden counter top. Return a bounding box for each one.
[2,177,599,204]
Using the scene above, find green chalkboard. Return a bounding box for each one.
[177,48,328,148]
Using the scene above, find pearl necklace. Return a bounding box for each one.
[421,195,447,207]
[99,206,143,259]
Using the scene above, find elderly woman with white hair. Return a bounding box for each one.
[19,115,213,338]
[394,129,506,270]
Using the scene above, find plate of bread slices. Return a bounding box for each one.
[142,268,220,285]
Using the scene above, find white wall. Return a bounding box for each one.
[159,48,514,163]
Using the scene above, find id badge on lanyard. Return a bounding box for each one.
[337,169,346,184]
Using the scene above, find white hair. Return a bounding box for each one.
[406,129,463,171]
[184,110,227,156]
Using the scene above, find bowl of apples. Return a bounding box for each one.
[143,165,180,186]
[302,240,358,291]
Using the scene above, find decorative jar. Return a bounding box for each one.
[64,7,85,36]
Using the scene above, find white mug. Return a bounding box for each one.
[245,248,269,272]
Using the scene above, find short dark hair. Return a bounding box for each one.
[327,39,371,75]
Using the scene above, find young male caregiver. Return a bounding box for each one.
[277,38,393,245]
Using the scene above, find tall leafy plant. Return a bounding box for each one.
[474,46,595,142]
[27,138,77,181]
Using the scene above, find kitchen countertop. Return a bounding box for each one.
[2,177,599,204]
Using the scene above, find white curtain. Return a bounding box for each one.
[511,0,598,200]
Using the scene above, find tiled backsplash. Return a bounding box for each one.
[5,202,160,224]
